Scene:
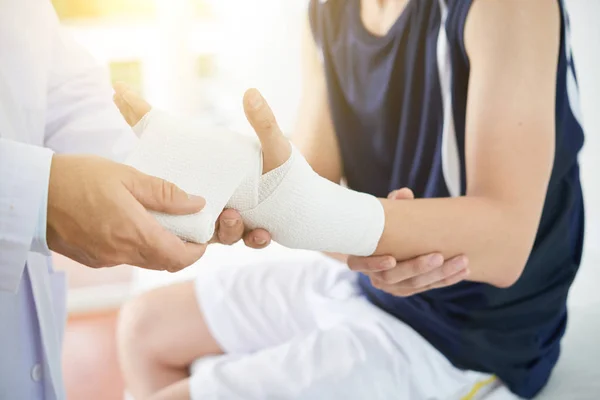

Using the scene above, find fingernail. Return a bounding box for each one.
[462,268,471,276]
[428,254,444,267]
[222,218,237,227]
[249,91,263,110]
[254,237,267,245]
[380,259,396,270]
[188,194,205,205]
[454,256,468,271]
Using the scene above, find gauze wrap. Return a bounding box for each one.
[125,109,385,256]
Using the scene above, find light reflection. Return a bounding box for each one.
[53,0,305,132]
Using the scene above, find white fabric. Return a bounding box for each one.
[0,139,53,291]
[535,302,600,400]
[240,145,385,255]
[128,110,262,243]
[127,109,385,255]
[189,255,502,400]
[436,0,462,198]
[0,0,137,397]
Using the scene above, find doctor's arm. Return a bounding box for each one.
[35,14,215,271]
[370,1,560,288]
[45,10,270,248]
[1,139,210,283]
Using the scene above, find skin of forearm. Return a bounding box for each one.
[374,196,540,288]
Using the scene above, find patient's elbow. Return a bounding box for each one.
[492,269,523,288]
[489,248,531,289]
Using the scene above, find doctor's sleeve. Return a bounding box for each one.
[44,9,136,162]
[0,139,53,292]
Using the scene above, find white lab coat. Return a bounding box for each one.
[0,0,136,398]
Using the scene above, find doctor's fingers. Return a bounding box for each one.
[122,170,206,216]
[243,88,291,174]
[133,216,207,272]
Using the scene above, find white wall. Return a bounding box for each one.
[565,0,600,307]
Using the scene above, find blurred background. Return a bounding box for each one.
[51,1,307,398]
[48,0,599,399]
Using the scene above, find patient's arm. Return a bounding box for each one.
[114,85,273,249]
[240,1,559,289]
[372,1,560,288]
[290,17,343,185]
[289,17,470,294]
[123,88,385,256]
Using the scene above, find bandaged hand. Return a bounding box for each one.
[114,84,271,249]
[116,87,385,256]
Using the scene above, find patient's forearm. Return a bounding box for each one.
[125,109,534,286]
[375,197,538,287]
[238,146,384,255]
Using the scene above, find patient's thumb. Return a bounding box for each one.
[113,82,152,128]
[243,88,291,174]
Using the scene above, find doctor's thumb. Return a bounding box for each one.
[127,172,206,215]
[243,88,291,174]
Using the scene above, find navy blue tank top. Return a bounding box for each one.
[309,0,585,398]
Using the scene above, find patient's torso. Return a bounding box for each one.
[309,0,585,398]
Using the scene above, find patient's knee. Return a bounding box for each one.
[118,292,162,361]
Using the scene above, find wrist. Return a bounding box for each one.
[45,154,67,252]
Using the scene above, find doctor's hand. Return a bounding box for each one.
[112,82,272,249]
[347,188,470,297]
[47,155,208,272]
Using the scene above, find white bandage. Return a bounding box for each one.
[240,145,385,255]
[126,110,262,243]
[126,109,385,256]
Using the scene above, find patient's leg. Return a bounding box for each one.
[148,379,190,400]
[117,281,221,399]
[119,256,493,400]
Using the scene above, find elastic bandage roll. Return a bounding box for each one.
[125,109,385,256]
[126,110,262,243]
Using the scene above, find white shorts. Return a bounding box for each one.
[191,254,513,400]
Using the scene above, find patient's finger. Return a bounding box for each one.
[347,255,397,272]
[216,209,245,245]
[243,228,271,249]
[372,267,470,297]
[373,253,444,284]
[243,88,291,173]
[428,268,470,290]
[113,82,152,127]
[388,188,415,200]
[389,255,468,288]
[113,91,139,127]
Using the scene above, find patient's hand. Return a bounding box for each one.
[347,188,470,297]
[113,83,271,249]
[115,85,384,256]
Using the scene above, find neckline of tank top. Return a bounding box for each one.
[351,0,416,44]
